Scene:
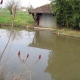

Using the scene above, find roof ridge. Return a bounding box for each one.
[34,4,50,9]
[29,4,53,14]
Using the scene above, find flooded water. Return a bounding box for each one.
[0,29,80,80]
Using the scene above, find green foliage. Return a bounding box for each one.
[50,0,80,29]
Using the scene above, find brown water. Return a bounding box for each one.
[0,29,80,80]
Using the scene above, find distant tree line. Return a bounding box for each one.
[50,0,80,29]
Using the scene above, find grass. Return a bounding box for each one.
[53,28,80,38]
[0,9,35,28]
[0,9,11,24]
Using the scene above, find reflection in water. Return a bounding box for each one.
[0,29,35,62]
[7,30,22,41]
[0,29,36,80]
[45,35,80,80]
[0,30,22,61]
[30,30,80,80]
[0,29,80,80]
[29,30,54,50]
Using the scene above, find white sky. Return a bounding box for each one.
[0,0,50,8]
[21,0,50,8]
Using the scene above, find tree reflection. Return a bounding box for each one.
[6,30,22,41]
[45,36,80,80]
[0,30,22,61]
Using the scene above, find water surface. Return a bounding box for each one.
[0,29,80,80]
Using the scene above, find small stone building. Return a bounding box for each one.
[29,4,56,28]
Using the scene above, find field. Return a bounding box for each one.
[0,9,35,28]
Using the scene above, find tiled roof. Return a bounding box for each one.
[29,4,53,14]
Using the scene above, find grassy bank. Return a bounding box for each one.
[0,9,35,28]
[53,28,80,38]
[34,27,80,38]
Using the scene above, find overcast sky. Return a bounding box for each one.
[0,0,50,8]
[21,0,50,8]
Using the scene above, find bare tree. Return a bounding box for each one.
[5,0,20,28]
[5,0,20,15]
[28,5,33,11]
[5,0,13,14]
